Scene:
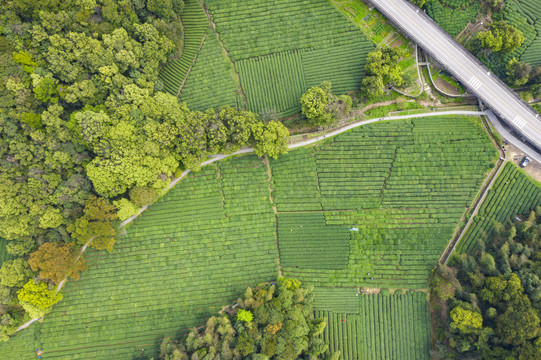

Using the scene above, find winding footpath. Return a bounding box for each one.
[17,109,486,332]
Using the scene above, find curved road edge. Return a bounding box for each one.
[16,109,487,333]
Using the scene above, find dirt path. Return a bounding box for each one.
[201,3,247,110]
[440,115,505,263]
[176,32,207,96]
[263,156,282,277]
[15,109,488,334]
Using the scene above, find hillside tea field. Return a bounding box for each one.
[273,117,497,288]
[426,0,481,37]
[162,0,374,115]
[0,116,495,358]
[316,290,431,360]
[158,0,208,94]
[457,162,541,254]
[505,0,541,67]
[178,28,240,111]
[0,159,279,359]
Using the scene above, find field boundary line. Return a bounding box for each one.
[14,109,486,334]
[200,2,247,110]
[263,155,282,277]
[176,32,207,96]
[439,114,506,263]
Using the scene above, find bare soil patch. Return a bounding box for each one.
[505,143,541,183]
[434,77,462,96]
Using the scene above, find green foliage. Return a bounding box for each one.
[236,308,254,323]
[361,48,404,98]
[476,21,525,53]
[32,77,58,103]
[251,121,289,159]
[301,83,333,127]
[532,84,541,98]
[450,305,483,334]
[0,259,33,288]
[12,51,38,68]
[17,280,62,318]
[506,58,532,86]
[301,82,352,127]
[410,0,433,7]
[147,0,184,19]
[457,162,541,254]
[159,280,328,360]
[433,212,541,357]
[129,186,159,207]
[67,196,118,251]
[113,198,138,221]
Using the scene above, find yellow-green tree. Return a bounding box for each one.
[17,280,62,318]
[450,305,483,334]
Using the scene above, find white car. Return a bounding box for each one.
[520,156,531,168]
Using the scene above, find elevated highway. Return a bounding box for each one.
[368,0,541,152]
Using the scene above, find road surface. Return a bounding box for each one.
[368,0,541,151]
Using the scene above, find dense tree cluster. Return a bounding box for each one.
[505,57,541,89]
[431,208,541,359]
[361,48,405,99]
[300,82,352,127]
[159,278,336,360]
[0,0,289,339]
[476,21,524,53]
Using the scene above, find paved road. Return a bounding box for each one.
[485,110,541,164]
[368,0,541,151]
[121,109,485,227]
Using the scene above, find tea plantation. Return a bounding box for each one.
[316,290,431,360]
[457,162,541,254]
[162,0,374,116]
[0,116,501,359]
[273,117,497,289]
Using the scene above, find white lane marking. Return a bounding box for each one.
[377,0,541,140]
[511,115,526,129]
[467,76,482,90]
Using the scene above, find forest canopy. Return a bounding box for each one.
[158,278,336,360]
[0,0,290,339]
[431,208,541,359]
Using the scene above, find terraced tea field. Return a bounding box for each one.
[316,290,431,360]
[0,158,278,359]
[0,116,496,358]
[456,162,541,254]
[426,0,480,37]
[273,116,497,288]
[158,0,208,94]
[178,29,240,111]
[512,0,541,66]
[162,0,373,115]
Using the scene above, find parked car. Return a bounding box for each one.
[520,156,531,168]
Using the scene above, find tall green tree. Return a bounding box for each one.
[476,21,524,53]
[361,48,404,98]
[17,280,62,318]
